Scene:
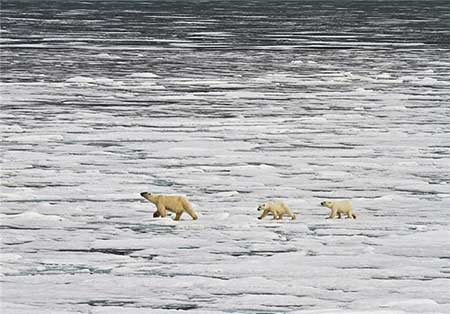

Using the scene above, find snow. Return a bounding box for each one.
[1,0,450,313]
[127,72,159,78]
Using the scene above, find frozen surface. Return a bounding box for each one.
[1,0,450,313]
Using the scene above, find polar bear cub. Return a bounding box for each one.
[257,201,296,220]
[321,200,356,219]
[140,192,198,221]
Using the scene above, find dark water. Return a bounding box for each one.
[2,0,450,84]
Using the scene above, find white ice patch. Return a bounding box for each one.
[65,76,97,84]
[127,72,159,78]
[1,213,81,235]
[92,53,121,59]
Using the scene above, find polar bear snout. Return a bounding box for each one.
[320,201,332,207]
[140,192,147,197]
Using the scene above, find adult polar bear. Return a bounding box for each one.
[140,192,198,221]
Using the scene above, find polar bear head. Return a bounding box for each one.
[320,201,334,208]
[257,203,267,211]
[140,192,158,203]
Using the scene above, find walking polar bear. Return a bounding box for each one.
[139,192,356,222]
[140,192,198,221]
[257,201,296,220]
[321,200,356,219]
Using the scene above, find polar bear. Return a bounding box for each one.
[140,192,198,221]
[257,201,296,220]
[321,200,356,219]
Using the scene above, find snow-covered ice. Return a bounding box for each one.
[1,0,450,313]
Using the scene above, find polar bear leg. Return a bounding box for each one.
[185,208,198,220]
[327,208,338,219]
[258,209,270,220]
[347,211,355,219]
[183,201,198,220]
[174,212,182,221]
[283,206,296,220]
[271,210,278,220]
[157,204,167,217]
